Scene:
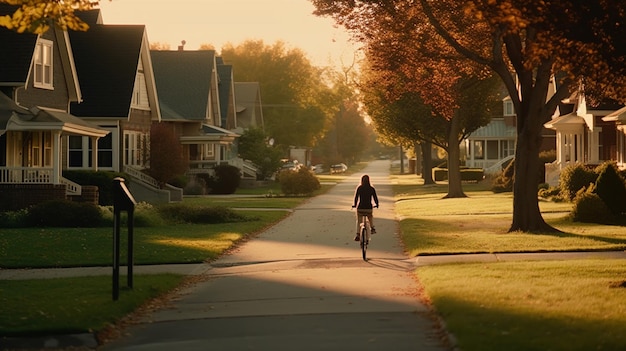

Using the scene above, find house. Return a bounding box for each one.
[544,85,621,185]
[466,79,557,174]
[234,82,264,131]
[0,5,110,210]
[68,11,176,202]
[150,49,241,190]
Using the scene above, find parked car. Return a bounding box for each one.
[281,160,302,171]
[312,164,325,174]
[330,163,348,174]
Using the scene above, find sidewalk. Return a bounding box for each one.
[2,250,625,281]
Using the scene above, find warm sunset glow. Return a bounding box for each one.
[97,0,359,68]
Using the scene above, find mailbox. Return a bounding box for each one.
[111,177,137,301]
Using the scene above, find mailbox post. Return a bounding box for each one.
[112,177,137,301]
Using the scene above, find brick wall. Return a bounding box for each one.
[0,184,67,211]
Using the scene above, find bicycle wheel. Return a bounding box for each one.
[360,226,367,261]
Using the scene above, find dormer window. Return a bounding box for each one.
[34,39,53,89]
[503,97,515,116]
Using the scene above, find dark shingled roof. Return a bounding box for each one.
[151,50,215,121]
[0,5,37,85]
[69,25,146,118]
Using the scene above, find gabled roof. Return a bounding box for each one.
[69,24,147,118]
[217,60,233,127]
[234,82,264,129]
[151,50,215,121]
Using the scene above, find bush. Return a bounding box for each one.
[27,200,103,227]
[570,187,615,224]
[279,167,321,196]
[593,162,626,215]
[63,170,127,205]
[0,209,29,228]
[433,168,484,182]
[157,204,251,224]
[491,159,515,193]
[207,165,241,195]
[559,163,597,201]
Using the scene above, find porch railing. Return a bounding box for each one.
[0,167,82,195]
[0,167,54,184]
[123,165,160,188]
[60,177,82,196]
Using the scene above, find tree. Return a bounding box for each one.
[148,123,188,187]
[0,0,97,33]
[312,0,626,232]
[220,40,335,149]
[358,36,498,198]
[238,128,283,180]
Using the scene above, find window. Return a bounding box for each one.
[503,98,515,116]
[98,133,113,168]
[68,135,88,168]
[500,140,516,158]
[487,140,499,159]
[34,39,53,89]
[473,140,485,159]
[124,131,148,167]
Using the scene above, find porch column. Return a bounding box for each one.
[91,136,99,171]
[556,131,566,166]
[52,131,61,184]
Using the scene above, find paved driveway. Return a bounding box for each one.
[100,160,451,351]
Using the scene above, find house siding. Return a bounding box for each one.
[15,31,71,111]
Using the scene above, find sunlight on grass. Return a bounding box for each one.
[392,174,626,255]
[151,233,243,251]
[418,260,626,351]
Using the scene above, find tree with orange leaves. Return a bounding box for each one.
[0,0,98,33]
[312,0,626,232]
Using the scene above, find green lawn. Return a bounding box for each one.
[393,173,626,351]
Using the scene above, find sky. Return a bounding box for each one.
[97,0,360,69]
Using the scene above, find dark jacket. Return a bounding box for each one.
[353,185,379,209]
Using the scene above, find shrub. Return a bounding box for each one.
[491,158,515,193]
[63,170,127,205]
[593,162,626,215]
[538,185,563,201]
[207,165,241,195]
[27,200,103,227]
[559,163,597,201]
[279,167,321,196]
[0,208,29,228]
[570,187,615,224]
[157,204,251,224]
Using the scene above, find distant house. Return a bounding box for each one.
[150,49,240,188]
[0,5,109,210]
[234,82,265,131]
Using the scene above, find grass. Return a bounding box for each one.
[393,174,626,255]
[393,172,626,350]
[0,211,288,269]
[0,274,185,336]
[418,260,626,351]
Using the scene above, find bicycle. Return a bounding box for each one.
[354,207,376,261]
[358,212,371,261]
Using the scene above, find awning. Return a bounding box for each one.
[5,106,109,138]
[179,124,239,144]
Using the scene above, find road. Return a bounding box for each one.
[100,160,451,351]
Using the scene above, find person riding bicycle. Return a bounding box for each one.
[351,174,379,241]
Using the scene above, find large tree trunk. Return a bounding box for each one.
[421,141,435,184]
[509,104,559,233]
[444,115,466,198]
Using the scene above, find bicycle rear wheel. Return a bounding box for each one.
[360,226,367,261]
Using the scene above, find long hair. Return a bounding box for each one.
[361,175,371,187]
